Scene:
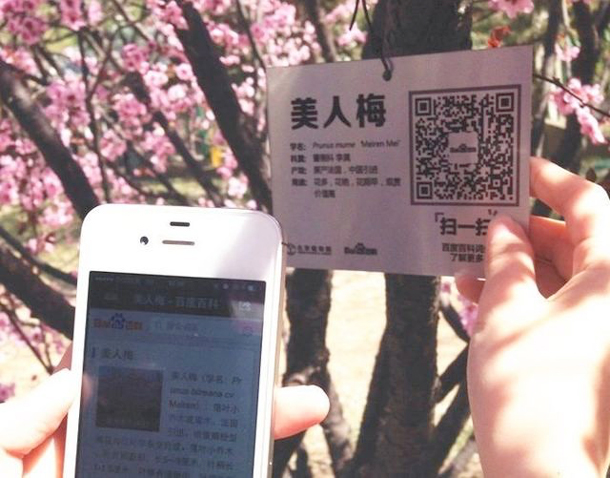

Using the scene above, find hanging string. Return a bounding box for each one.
[349,0,393,81]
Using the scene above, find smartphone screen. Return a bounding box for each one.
[75,271,266,477]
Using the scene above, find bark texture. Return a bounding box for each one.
[273,269,335,476]
[352,275,440,476]
[352,1,471,476]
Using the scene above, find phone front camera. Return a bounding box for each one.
[140,236,149,245]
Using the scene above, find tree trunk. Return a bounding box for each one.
[273,269,334,476]
[352,1,470,476]
[352,275,439,476]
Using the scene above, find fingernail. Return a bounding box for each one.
[51,368,75,386]
[454,269,476,281]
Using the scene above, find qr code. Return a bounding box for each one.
[410,86,521,206]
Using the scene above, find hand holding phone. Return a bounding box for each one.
[63,205,287,477]
[0,366,328,477]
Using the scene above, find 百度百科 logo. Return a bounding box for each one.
[93,313,143,331]
[344,243,378,256]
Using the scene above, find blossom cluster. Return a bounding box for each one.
[489,0,534,19]
[551,78,607,145]
[490,0,591,18]
[0,0,361,376]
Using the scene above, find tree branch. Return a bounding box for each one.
[0,299,54,374]
[302,0,337,63]
[435,346,468,403]
[0,59,100,220]
[105,153,191,205]
[320,379,353,475]
[596,0,610,36]
[0,245,74,337]
[0,224,77,286]
[439,431,477,478]
[235,0,267,71]
[82,29,223,206]
[439,302,470,343]
[122,72,224,206]
[427,381,470,475]
[152,111,224,206]
[533,1,602,215]
[534,72,610,119]
[78,29,112,203]
[175,1,272,210]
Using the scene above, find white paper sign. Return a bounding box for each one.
[268,46,532,276]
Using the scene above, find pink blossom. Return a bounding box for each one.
[325,2,353,23]
[122,43,150,73]
[0,130,13,154]
[460,302,478,336]
[337,24,367,48]
[216,150,238,180]
[550,78,607,144]
[142,127,174,172]
[555,43,580,62]
[87,0,102,24]
[0,0,363,363]
[489,0,534,18]
[550,87,580,115]
[174,63,194,82]
[143,67,169,89]
[2,47,37,74]
[114,92,149,132]
[42,202,74,228]
[100,130,126,162]
[227,175,248,199]
[147,0,186,29]
[581,83,604,105]
[60,0,85,30]
[577,108,606,145]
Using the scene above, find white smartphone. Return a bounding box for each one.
[63,204,285,478]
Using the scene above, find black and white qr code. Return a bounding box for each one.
[409,86,521,206]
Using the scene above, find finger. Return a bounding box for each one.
[23,366,72,477]
[22,417,67,478]
[529,215,572,281]
[534,257,567,298]
[273,385,329,440]
[455,272,484,303]
[478,216,541,321]
[530,156,610,246]
[0,369,76,457]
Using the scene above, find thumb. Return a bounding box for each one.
[480,215,540,314]
[0,369,76,458]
